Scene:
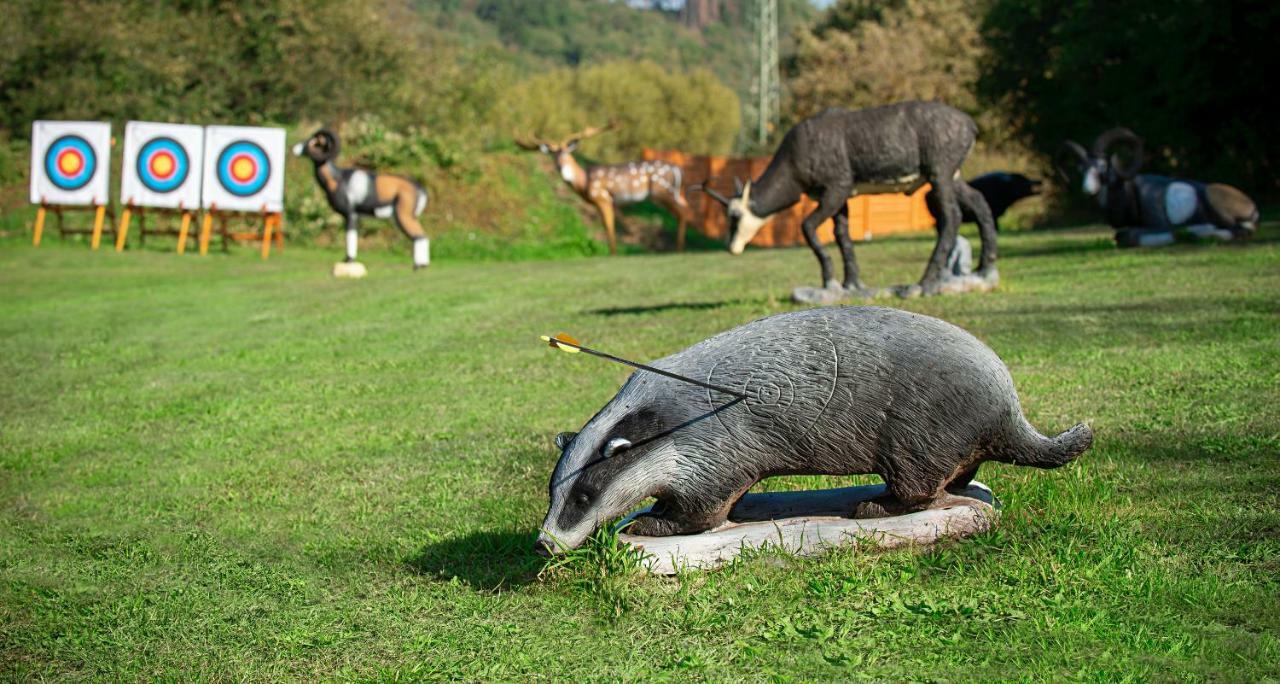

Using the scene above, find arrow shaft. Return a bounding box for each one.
[554,338,747,400]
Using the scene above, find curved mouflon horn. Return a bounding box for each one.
[1056,140,1090,180]
[1092,127,1143,178]
[689,180,731,207]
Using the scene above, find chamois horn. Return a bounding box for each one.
[1092,127,1143,178]
[689,180,731,207]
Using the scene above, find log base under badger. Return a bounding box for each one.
[332,261,368,279]
[618,481,999,575]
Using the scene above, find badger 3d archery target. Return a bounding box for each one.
[30,121,111,206]
[201,126,285,213]
[120,122,204,209]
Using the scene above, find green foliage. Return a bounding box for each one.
[508,61,742,161]
[1,224,1278,678]
[978,0,1280,192]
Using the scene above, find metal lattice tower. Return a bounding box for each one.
[751,0,780,145]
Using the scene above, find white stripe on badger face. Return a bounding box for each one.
[537,440,678,554]
[346,170,372,207]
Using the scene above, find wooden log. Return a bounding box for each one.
[618,482,998,575]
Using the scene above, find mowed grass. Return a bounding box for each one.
[1,224,1278,681]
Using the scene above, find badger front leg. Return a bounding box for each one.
[625,476,756,537]
[344,213,359,263]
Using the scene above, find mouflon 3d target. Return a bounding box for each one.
[201,126,285,213]
[120,122,204,210]
[30,121,112,206]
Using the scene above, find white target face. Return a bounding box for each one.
[704,333,840,443]
[120,122,205,210]
[201,125,286,213]
[30,121,112,206]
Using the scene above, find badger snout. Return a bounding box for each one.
[533,537,554,558]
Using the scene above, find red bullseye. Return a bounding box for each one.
[148,151,177,180]
[229,153,257,182]
[57,149,84,176]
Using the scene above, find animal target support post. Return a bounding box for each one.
[516,124,695,254]
[293,129,431,275]
[535,307,1092,557]
[697,101,1000,302]
[117,122,206,253]
[199,125,287,259]
[29,121,115,249]
[1061,128,1258,247]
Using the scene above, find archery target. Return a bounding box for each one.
[30,121,111,206]
[705,333,840,444]
[201,126,285,212]
[120,122,204,209]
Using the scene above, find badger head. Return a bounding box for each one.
[535,387,680,556]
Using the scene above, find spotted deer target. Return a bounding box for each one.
[30,121,112,206]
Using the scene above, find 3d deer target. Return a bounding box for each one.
[516,124,694,254]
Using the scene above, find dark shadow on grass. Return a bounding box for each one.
[586,299,746,316]
[405,528,545,591]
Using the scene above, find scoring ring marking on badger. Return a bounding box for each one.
[705,332,839,442]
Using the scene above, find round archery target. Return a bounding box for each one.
[135,136,189,193]
[44,135,96,191]
[705,333,839,444]
[216,140,271,197]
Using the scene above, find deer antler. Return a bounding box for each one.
[564,121,618,145]
[513,131,549,151]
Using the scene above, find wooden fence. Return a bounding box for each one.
[642,149,937,248]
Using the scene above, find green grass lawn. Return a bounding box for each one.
[2,225,1278,680]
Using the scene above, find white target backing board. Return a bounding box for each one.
[201,125,286,213]
[120,122,205,210]
[30,121,112,206]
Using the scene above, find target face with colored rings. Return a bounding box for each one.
[216,140,271,197]
[44,135,97,191]
[136,137,189,193]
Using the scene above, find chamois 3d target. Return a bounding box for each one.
[535,308,1092,567]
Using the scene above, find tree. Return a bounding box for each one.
[978,0,1280,191]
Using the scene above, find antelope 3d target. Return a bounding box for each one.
[120,122,204,210]
[201,126,286,213]
[30,121,112,206]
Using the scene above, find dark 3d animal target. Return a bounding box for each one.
[535,307,1092,556]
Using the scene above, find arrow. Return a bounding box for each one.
[541,333,748,400]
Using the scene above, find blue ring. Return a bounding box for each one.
[216,140,271,197]
[136,137,189,193]
[44,135,96,191]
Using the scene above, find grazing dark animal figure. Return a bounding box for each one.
[963,172,1042,227]
[516,124,695,254]
[535,307,1092,555]
[293,129,431,269]
[697,101,998,297]
[1061,128,1258,247]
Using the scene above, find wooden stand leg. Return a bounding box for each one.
[115,208,132,252]
[90,205,106,250]
[176,212,192,255]
[33,207,46,247]
[260,214,275,260]
[199,212,213,256]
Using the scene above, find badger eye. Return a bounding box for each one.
[575,493,591,507]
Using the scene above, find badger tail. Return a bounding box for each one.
[996,420,1093,469]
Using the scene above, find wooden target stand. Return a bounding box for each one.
[197,205,283,259]
[32,201,116,250]
[115,204,197,254]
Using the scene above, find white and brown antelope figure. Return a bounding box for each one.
[516,125,694,254]
[293,129,431,269]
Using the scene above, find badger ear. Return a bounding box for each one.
[554,432,577,450]
[602,437,631,459]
